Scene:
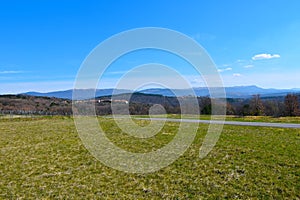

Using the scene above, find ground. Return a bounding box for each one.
[0,116,299,199]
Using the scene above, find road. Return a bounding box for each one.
[135,117,300,129]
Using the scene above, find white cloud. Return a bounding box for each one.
[221,64,231,67]
[252,53,280,60]
[218,67,232,72]
[0,70,23,74]
[107,70,128,75]
[244,65,254,68]
[233,73,242,77]
[236,59,246,63]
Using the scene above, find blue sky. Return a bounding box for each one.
[0,0,300,94]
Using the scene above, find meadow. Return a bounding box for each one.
[137,114,300,124]
[0,116,299,199]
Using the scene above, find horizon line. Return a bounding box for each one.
[1,85,300,95]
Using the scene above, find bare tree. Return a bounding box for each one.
[226,102,236,115]
[284,94,299,116]
[263,100,279,117]
[199,97,212,115]
[249,94,265,116]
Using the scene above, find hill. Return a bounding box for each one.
[140,85,300,98]
[0,95,72,115]
[25,89,131,100]
[22,86,300,100]
[1,92,299,116]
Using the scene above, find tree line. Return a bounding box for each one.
[227,94,300,117]
[0,93,299,117]
[94,94,299,117]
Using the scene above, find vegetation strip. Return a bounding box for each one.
[0,117,299,198]
[135,117,300,128]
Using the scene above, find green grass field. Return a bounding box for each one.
[136,114,300,124]
[0,116,299,199]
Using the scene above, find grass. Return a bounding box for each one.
[136,114,300,124]
[0,116,299,199]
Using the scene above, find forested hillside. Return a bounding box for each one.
[1,93,299,116]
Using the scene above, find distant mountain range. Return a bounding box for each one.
[139,86,300,98]
[25,89,131,100]
[23,86,300,100]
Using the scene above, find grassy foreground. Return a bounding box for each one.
[0,116,299,199]
[136,114,300,124]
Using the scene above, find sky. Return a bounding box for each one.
[0,0,300,94]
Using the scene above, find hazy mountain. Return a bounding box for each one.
[140,86,300,98]
[2,90,300,116]
[23,86,300,100]
[25,89,131,100]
